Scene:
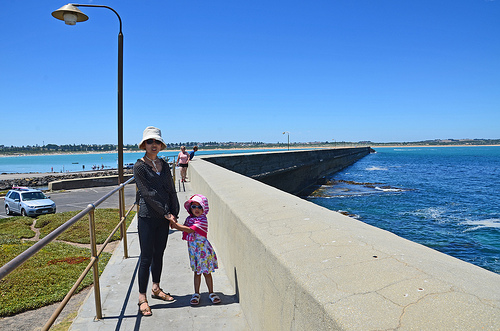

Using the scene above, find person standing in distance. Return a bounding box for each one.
[189,146,198,160]
[177,145,190,182]
[134,126,180,316]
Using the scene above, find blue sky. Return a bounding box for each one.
[1,0,499,146]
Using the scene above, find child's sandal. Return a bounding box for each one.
[138,299,152,316]
[190,293,200,306]
[209,293,221,304]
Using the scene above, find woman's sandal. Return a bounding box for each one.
[190,293,200,306]
[138,299,152,316]
[151,288,175,301]
[209,293,221,304]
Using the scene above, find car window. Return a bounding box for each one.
[10,192,20,200]
[21,192,46,201]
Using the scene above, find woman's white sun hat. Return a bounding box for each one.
[139,126,167,150]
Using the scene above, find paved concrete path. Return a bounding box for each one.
[70,177,250,331]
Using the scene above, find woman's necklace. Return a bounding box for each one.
[144,155,160,173]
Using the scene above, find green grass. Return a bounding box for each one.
[0,216,36,244]
[36,209,133,244]
[0,242,111,316]
[0,209,135,317]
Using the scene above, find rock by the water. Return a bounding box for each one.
[0,169,133,191]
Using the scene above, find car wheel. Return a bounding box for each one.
[21,209,28,217]
[5,205,12,215]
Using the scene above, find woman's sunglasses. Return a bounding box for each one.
[146,139,161,145]
[191,205,203,210]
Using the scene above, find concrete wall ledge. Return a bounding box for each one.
[49,174,133,191]
[188,154,500,330]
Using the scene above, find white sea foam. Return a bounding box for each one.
[374,186,404,192]
[462,218,500,231]
[408,207,446,220]
[365,166,388,171]
[393,149,422,151]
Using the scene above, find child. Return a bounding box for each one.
[170,194,221,305]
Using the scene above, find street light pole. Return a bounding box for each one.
[51,7,128,322]
[52,3,124,185]
[283,131,290,150]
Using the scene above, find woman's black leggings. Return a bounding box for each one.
[137,216,169,293]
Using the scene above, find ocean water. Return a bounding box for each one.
[0,149,282,174]
[307,146,500,274]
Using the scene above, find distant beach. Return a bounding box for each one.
[0,147,284,158]
[0,148,288,175]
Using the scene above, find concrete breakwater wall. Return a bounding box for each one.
[204,147,372,195]
[189,149,500,330]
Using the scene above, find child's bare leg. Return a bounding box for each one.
[194,272,202,293]
[203,273,214,293]
[190,272,202,305]
[204,273,221,304]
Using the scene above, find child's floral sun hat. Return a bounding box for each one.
[184,194,209,215]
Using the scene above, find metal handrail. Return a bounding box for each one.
[0,176,137,330]
[43,200,138,330]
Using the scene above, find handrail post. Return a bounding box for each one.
[119,185,128,258]
[136,184,140,214]
[88,205,103,320]
[172,158,176,184]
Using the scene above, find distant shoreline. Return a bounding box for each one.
[0,148,273,158]
[1,144,499,158]
[0,150,144,158]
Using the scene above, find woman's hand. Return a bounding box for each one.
[166,213,178,228]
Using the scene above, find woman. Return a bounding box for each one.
[133,126,180,316]
[176,145,190,182]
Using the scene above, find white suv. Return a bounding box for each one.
[4,187,56,217]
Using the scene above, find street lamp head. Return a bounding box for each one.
[52,4,89,25]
